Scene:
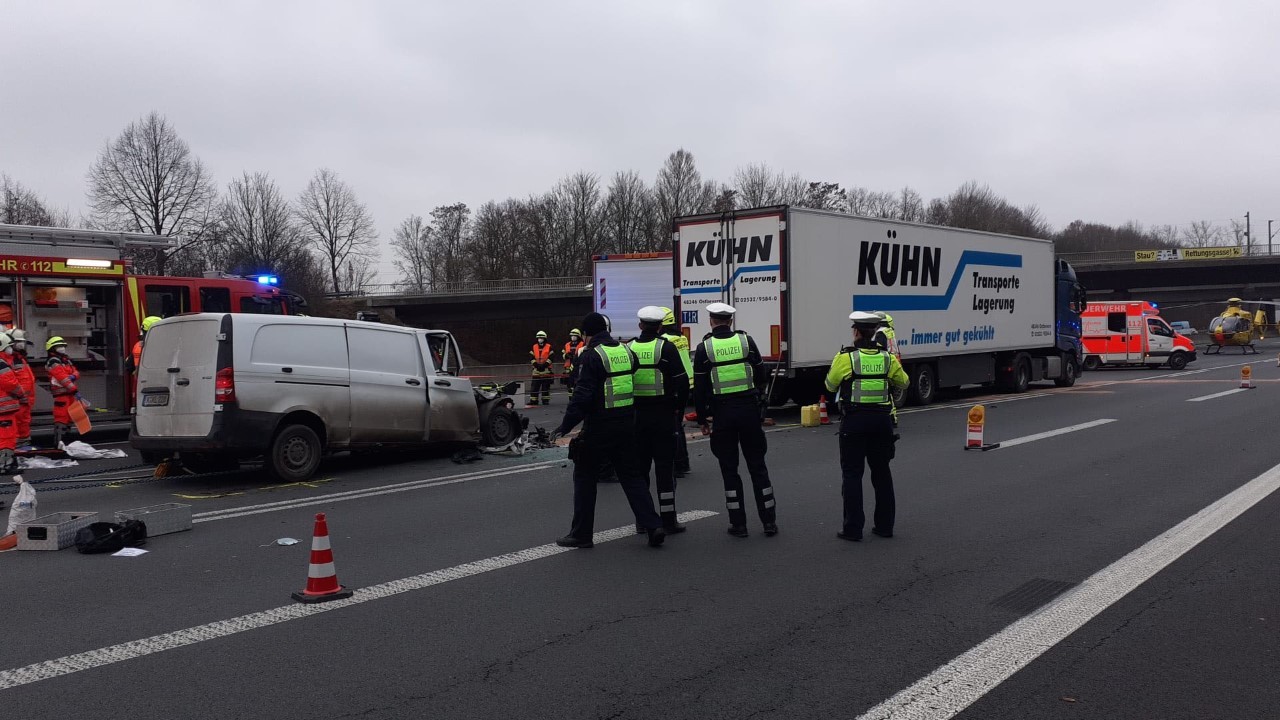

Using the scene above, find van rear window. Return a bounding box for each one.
[141,319,220,370]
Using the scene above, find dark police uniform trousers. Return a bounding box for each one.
[569,412,662,540]
[635,404,679,524]
[710,394,776,527]
[839,408,896,537]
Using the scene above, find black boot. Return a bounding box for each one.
[646,526,666,547]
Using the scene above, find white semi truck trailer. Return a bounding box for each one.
[673,206,1087,406]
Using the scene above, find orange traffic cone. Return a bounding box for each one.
[292,513,354,603]
[818,395,830,425]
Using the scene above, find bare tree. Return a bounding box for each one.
[428,203,472,287]
[220,172,306,275]
[391,214,433,291]
[732,163,808,207]
[295,168,378,293]
[1228,218,1252,253]
[602,170,651,254]
[895,187,925,222]
[86,111,217,275]
[926,181,1051,238]
[467,200,522,281]
[1149,224,1180,246]
[798,181,845,211]
[1,174,58,226]
[551,171,604,274]
[1183,220,1222,248]
[654,149,713,237]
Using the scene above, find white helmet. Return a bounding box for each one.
[0,333,11,353]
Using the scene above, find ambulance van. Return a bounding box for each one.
[1081,301,1196,370]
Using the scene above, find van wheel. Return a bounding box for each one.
[1083,356,1101,371]
[1168,352,1189,371]
[907,364,937,405]
[481,405,519,447]
[268,424,322,481]
[1055,356,1079,387]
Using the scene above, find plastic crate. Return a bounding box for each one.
[115,503,192,536]
[18,512,99,551]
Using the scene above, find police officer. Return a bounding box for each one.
[871,311,901,428]
[693,303,777,538]
[661,307,694,477]
[826,311,909,541]
[551,312,665,549]
[630,306,690,533]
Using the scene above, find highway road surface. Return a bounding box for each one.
[2,345,1277,719]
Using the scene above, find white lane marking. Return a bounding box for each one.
[0,510,718,691]
[856,461,1280,720]
[995,419,1116,449]
[191,460,564,523]
[1187,388,1249,402]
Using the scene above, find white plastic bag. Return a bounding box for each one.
[5,475,36,535]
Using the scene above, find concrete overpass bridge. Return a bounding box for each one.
[349,252,1280,362]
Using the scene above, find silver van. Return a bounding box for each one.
[129,314,521,480]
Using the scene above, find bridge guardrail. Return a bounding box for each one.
[337,276,593,299]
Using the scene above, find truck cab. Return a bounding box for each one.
[1081,301,1197,371]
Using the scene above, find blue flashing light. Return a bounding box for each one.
[256,275,279,285]
[1150,302,1158,308]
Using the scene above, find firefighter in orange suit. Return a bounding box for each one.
[0,333,29,474]
[125,316,162,376]
[562,328,585,398]
[529,331,555,406]
[6,329,36,451]
[45,336,80,448]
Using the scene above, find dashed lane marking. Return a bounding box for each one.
[1187,388,1250,402]
[191,461,564,523]
[993,418,1117,449]
[855,461,1280,720]
[0,510,719,691]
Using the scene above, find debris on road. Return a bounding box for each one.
[452,448,483,463]
[269,537,300,546]
[112,547,148,557]
[18,456,78,470]
[62,441,128,460]
[5,475,36,536]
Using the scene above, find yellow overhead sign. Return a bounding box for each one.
[1134,247,1243,262]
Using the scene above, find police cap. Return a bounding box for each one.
[706,302,736,318]
[637,306,667,323]
[849,311,881,327]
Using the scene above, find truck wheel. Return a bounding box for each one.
[1168,352,1189,371]
[907,364,937,405]
[891,385,907,409]
[1008,356,1031,393]
[1054,356,1078,387]
[268,424,322,482]
[1083,356,1101,371]
[482,405,519,447]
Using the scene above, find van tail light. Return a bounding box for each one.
[214,367,237,404]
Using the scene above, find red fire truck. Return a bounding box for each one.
[0,224,303,425]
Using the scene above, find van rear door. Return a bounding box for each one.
[135,315,222,437]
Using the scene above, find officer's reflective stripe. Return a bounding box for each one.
[761,486,773,496]
[659,492,675,500]
[726,502,741,510]
[663,333,695,388]
[703,334,754,395]
[763,499,775,509]
[841,351,891,407]
[596,345,635,409]
[627,338,666,397]
[725,491,737,498]
[660,503,675,511]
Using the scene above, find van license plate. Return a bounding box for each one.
[142,393,169,407]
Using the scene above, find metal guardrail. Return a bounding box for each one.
[336,276,593,299]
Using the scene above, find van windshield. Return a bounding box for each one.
[141,319,220,370]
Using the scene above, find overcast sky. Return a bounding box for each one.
[2,0,1278,280]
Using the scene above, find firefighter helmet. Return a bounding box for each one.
[141,315,162,332]
[661,307,676,326]
[0,333,10,353]
[535,331,548,339]
[569,328,581,338]
[46,336,68,353]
